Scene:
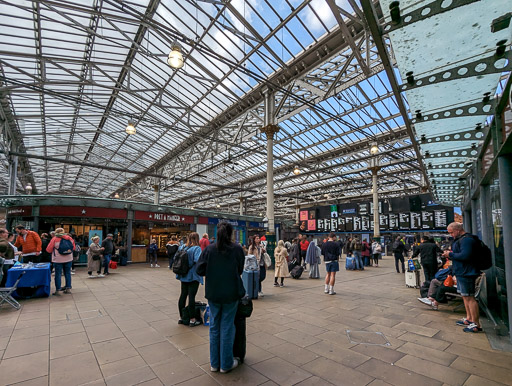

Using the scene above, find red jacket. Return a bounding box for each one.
[14,231,42,254]
[300,240,310,251]
[199,237,210,251]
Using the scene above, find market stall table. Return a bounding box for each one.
[6,263,51,298]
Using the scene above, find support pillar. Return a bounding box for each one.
[239,197,244,216]
[371,166,380,240]
[498,154,512,342]
[8,153,18,195]
[126,216,133,262]
[261,90,278,235]
[470,199,478,236]
[463,209,471,229]
[480,184,497,309]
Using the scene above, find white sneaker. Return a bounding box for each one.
[220,358,239,373]
[155,264,160,268]
[417,297,432,306]
[324,288,329,294]
[71,271,75,275]
[150,264,154,268]
[329,290,336,295]
[98,274,105,278]
[258,292,264,297]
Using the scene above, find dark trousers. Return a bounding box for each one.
[259,265,266,292]
[394,253,405,273]
[422,263,437,282]
[178,280,199,319]
[299,250,306,266]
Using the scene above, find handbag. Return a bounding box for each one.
[92,254,101,261]
[236,296,253,318]
[443,275,454,287]
[263,252,271,268]
[109,260,118,269]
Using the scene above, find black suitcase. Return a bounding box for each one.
[290,265,304,279]
[288,259,298,272]
[233,316,246,363]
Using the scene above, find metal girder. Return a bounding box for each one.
[400,50,512,92]
[412,99,496,124]
[419,130,486,144]
[381,0,480,35]
[361,0,430,192]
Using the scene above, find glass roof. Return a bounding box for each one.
[3,0,506,217]
[380,0,512,205]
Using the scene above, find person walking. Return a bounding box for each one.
[350,236,364,270]
[196,222,245,373]
[393,236,407,273]
[371,238,382,267]
[87,236,104,278]
[176,232,203,327]
[442,222,482,333]
[46,228,75,295]
[248,235,266,297]
[199,233,210,251]
[299,235,309,266]
[305,239,321,279]
[361,238,371,267]
[412,236,442,282]
[274,240,289,287]
[101,233,115,275]
[288,238,300,264]
[149,239,159,267]
[321,233,341,295]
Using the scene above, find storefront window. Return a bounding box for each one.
[490,175,508,328]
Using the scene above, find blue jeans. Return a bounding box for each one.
[363,256,371,266]
[103,254,111,274]
[354,251,364,270]
[209,300,238,371]
[54,261,72,291]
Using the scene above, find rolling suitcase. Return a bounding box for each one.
[405,270,420,288]
[345,256,356,270]
[288,259,298,272]
[290,265,304,279]
[242,270,259,299]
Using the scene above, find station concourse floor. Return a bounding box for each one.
[1,258,512,386]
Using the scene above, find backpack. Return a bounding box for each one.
[392,241,401,253]
[362,243,367,252]
[172,247,190,275]
[469,235,492,271]
[57,238,74,255]
[352,239,362,251]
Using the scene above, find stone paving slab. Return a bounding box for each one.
[1,258,512,385]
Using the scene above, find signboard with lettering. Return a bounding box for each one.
[399,213,410,230]
[434,210,448,228]
[361,216,370,231]
[353,216,361,231]
[40,206,127,219]
[421,211,434,229]
[6,206,32,216]
[337,217,345,231]
[389,213,399,230]
[410,212,422,230]
[300,210,308,221]
[379,214,389,230]
[135,211,193,223]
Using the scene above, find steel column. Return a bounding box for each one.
[470,199,478,236]
[498,154,512,342]
[372,167,380,239]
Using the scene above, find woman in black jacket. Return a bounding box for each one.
[196,222,245,374]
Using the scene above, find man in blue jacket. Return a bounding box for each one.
[442,222,481,333]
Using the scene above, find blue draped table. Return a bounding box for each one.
[6,263,51,298]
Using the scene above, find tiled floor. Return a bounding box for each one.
[1,258,512,386]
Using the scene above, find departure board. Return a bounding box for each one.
[434,210,448,228]
[422,211,434,229]
[361,216,370,231]
[337,217,345,231]
[358,203,369,215]
[353,216,361,231]
[399,213,410,229]
[345,217,353,231]
[379,214,388,230]
[317,219,326,232]
[389,213,399,230]
[410,212,422,230]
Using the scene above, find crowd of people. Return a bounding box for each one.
[0,220,486,374]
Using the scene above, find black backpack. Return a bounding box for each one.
[392,241,401,253]
[172,247,190,275]
[57,238,74,255]
[469,235,492,271]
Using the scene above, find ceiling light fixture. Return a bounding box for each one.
[167,41,184,69]
[114,193,120,199]
[370,142,379,155]
[293,165,300,175]
[126,120,136,135]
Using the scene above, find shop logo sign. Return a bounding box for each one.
[151,213,183,222]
